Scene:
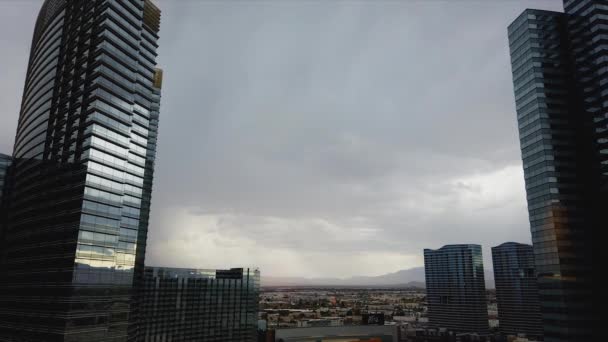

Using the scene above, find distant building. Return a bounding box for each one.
[258,329,276,342]
[424,244,488,334]
[258,320,276,342]
[137,267,260,342]
[401,326,499,342]
[275,325,398,342]
[508,2,606,340]
[362,312,385,326]
[492,243,542,339]
[296,318,343,328]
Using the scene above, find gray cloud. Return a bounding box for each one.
[0,1,39,153]
[0,0,563,278]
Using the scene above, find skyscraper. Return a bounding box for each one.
[491,242,542,339]
[0,0,162,341]
[423,244,488,334]
[508,2,603,340]
[137,267,260,342]
[0,154,12,267]
[0,154,10,202]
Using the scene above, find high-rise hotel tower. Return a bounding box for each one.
[508,1,604,341]
[423,244,489,334]
[491,242,542,339]
[0,1,162,341]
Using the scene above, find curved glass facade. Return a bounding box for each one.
[0,1,162,341]
[491,242,542,339]
[423,244,488,334]
[508,4,602,341]
[13,0,64,161]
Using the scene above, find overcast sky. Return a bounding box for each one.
[0,0,563,278]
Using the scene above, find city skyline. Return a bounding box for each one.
[0,0,564,279]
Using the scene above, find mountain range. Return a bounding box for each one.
[262,267,495,289]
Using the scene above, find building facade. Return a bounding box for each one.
[137,267,260,342]
[491,243,542,339]
[0,154,12,266]
[0,0,162,341]
[0,154,11,202]
[423,245,488,334]
[508,2,604,340]
[274,325,398,342]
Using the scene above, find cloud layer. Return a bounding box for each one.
[0,0,563,278]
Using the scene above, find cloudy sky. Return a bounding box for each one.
[0,0,563,279]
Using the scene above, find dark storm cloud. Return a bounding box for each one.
[0,0,563,278]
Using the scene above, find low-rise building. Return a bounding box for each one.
[137,267,260,341]
[276,325,398,342]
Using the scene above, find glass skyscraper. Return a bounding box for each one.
[508,1,603,341]
[136,267,260,342]
[0,154,11,202]
[0,154,12,266]
[0,0,162,341]
[423,244,488,334]
[491,242,542,340]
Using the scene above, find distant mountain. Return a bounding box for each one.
[262,267,495,289]
[349,267,426,286]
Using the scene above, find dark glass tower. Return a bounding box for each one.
[0,1,162,341]
[508,2,603,341]
[0,154,12,266]
[491,242,542,339]
[0,154,10,202]
[137,267,260,342]
[423,244,489,334]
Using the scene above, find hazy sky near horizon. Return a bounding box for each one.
[0,0,563,278]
